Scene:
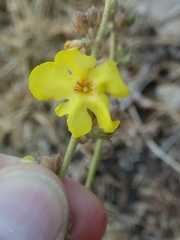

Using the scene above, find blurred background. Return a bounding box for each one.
[1,0,180,239]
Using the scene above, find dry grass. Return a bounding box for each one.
[1,0,180,239]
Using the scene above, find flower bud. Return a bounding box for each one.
[72,11,89,34]
[20,156,37,163]
[114,5,126,30]
[40,154,62,174]
[114,6,135,30]
[64,38,91,55]
[64,40,84,50]
[86,6,102,28]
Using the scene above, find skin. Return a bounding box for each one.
[0,153,107,240]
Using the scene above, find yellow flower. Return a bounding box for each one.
[29,48,129,138]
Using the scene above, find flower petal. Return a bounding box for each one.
[55,48,96,79]
[29,62,74,100]
[67,107,92,138]
[55,99,92,138]
[88,60,130,98]
[55,101,71,117]
[87,93,120,133]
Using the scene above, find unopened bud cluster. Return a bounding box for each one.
[65,6,102,54]
[72,6,102,36]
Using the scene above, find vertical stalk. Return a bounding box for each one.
[85,139,103,188]
[85,0,115,189]
[58,135,79,179]
[91,0,113,58]
[109,23,116,60]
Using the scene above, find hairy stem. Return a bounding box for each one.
[91,0,113,58]
[85,139,103,188]
[109,23,116,60]
[58,135,79,179]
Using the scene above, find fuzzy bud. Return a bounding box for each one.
[64,38,91,55]
[64,40,84,50]
[40,154,62,174]
[72,11,89,34]
[114,6,126,30]
[86,6,102,28]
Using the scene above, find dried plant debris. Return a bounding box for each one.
[1,0,180,239]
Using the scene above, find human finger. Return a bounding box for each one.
[0,163,69,240]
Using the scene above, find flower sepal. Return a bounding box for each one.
[85,125,114,140]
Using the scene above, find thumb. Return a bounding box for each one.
[0,163,69,240]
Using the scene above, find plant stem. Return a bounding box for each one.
[85,0,114,189]
[58,135,79,179]
[91,0,113,58]
[85,26,116,187]
[109,23,116,60]
[85,139,103,188]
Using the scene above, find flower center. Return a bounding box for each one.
[83,86,89,92]
[74,79,93,94]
